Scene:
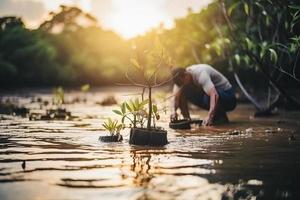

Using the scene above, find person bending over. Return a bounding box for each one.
[170,64,236,126]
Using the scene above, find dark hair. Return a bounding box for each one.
[171,67,186,86]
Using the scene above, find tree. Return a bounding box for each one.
[39,5,97,33]
[0,17,59,86]
[122,42,172,129]
[219,0,300,114]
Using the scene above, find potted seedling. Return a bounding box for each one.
[30,87,71,120]
[115,44,173,146]
[0,99,29,117]
[113,98,166,145]
[100,118,123,142]
[48,87,71,119]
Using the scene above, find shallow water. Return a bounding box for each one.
[0,88,300,200]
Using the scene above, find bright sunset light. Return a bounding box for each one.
[0,0,211,38]
[109,0,168,38]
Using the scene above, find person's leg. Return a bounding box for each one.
[182,84,210,110]
[180,84,236,124]
[212,88,236,124]
[217,88,237,112]
[212,102,229,124]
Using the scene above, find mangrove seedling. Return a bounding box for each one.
[102,118,123,136]
[115,42,173,146]
[53,86,64,107]
[100,118,124,142]
[29,86,72,121]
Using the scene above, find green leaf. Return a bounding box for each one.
[135,98,139,107]
[102,123,108,129]
[269,48,278,63]
[289,5,300,10]
[224,38,231,44]
[130,100,136,111]
[260,45,267,59]
[245,37,253,50]
[113,120,118,128]
[228,1,241,16]
[243,56,250,65]
[113,110,122,115]
[260,50,265,59]
[244,3,249,15]
[265,16,270,26]
[121,102,126,114]
[254,2,264,10]
[152,104,158,113]
[234,54,241,65]
[125,102,132,112]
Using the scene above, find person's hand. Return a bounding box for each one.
[202,115,213,126]
[170,113,178,122]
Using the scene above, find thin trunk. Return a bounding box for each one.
[133,115,136,128]
[234,73,264,110]
[147,87,152,129]
[142,88,145,101]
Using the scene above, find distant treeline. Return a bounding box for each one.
[0,1,299,89]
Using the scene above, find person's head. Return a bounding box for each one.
[171,67,192,86]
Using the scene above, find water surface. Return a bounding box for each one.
[0,88,299,200]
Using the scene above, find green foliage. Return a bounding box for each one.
[102,118,123,136]
[112,97,164,130]
[0,17,60,86]
[0,6,129,87]
[113,98,149,128]
[225,0,300,86]
[39,5,97,32]
[1,2,299,90]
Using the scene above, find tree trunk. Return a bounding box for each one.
[234,72,264,111]
[147,87,152,129]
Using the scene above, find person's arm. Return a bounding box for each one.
[179,95,191,119]
[196,72,218,126]
[203,86,219,126]
[170,84,181,121]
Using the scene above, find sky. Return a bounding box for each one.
[0,0,212,38]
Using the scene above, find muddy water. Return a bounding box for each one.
[0,88,300,200]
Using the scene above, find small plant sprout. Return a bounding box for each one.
[80,84,90,102]
[53,86,64,107]
[80,84,90,93]
[102,118,123,136]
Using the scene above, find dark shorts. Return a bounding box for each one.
[182,84,236,111]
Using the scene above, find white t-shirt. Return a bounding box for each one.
[186,64,232,94]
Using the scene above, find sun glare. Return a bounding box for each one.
[109,0,169,38]
[39,0,211,38]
